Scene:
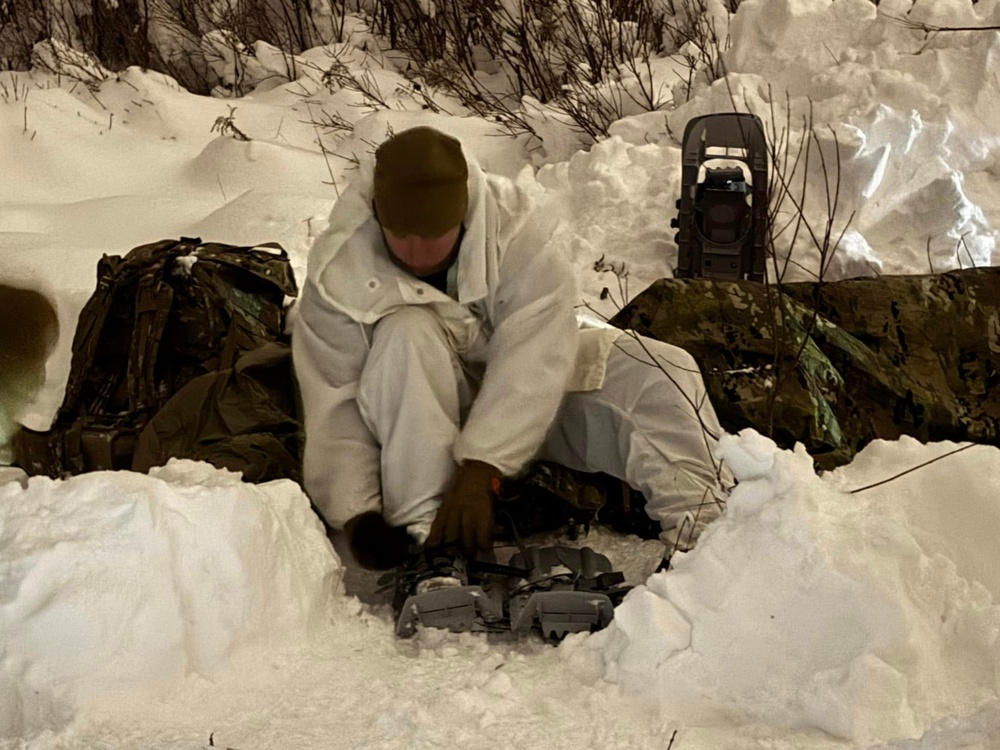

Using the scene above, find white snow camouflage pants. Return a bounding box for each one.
[357,306,732,549]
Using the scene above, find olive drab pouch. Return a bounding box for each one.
[14,237,301,483]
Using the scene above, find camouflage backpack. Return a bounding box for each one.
[15,237,302,483]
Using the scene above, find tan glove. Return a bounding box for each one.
[426,460,502,556]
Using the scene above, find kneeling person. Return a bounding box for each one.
[292,126,730,570]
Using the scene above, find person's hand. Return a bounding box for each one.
[426,460,502,556]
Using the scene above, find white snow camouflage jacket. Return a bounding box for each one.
[293,157,620,529]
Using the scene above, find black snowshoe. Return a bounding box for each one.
[377,461,670,639]
[671,112,769,282]
[384,544,631,640]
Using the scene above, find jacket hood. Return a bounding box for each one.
[306,156,492,322]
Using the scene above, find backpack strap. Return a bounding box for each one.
[128,271,174,414]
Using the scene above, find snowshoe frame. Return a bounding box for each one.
[672,113,769,282]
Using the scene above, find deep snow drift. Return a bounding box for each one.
[574,434,1000,745]
[2,0,1000,747]
[1,436,998,748]
[0,461,342,738]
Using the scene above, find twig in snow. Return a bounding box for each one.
[958,233,978,269]
[886,15,1000,34]
[822,42,840,66]
[847,443,978,494]
[593,254,630,309]
[211,105,251,141]
[301,101,341,193]
[208,730,241,749]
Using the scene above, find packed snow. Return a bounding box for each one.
[0,461,340,738]
[574,435,1000,745]
[2,0,1000,747]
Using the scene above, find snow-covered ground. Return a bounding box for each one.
[2,0,999,747]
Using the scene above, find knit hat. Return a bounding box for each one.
[373,126,469,237]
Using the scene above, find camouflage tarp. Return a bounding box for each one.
[610,267,1000,470]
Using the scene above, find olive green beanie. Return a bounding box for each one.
[373,126,469,237]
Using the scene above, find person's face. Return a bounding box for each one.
[381,225,462,277]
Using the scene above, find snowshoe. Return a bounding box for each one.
[386,548,507,638]
[385,544,632,640]
[671,112,768,281]
[505,545,631,640]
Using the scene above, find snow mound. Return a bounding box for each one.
[537,135,680,310]
[183,135,330,195]
[0,460,342,739]
[582,431,1000,745]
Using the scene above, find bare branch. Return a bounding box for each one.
[886,14,1000,34]
[848,444,979,494]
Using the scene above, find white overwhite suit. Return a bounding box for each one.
[292,155,731,548]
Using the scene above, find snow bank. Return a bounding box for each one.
[0,460,341,738]
[653,0,1000,280]
[581,431,1000,745]
[537,135,679,315]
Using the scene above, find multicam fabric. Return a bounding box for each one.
[610,268,1000,469]
[15,238,301,482]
